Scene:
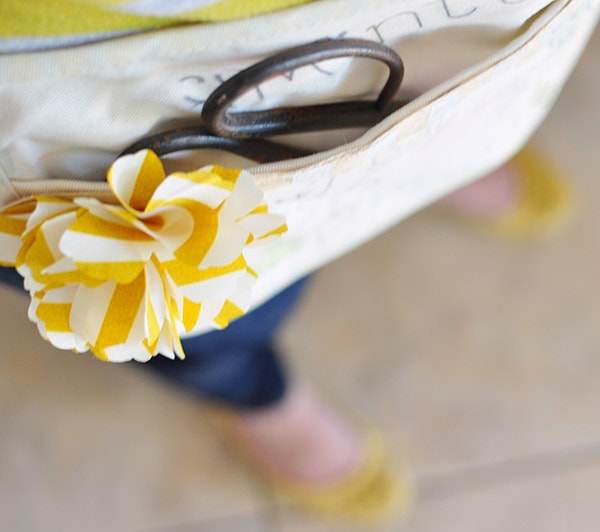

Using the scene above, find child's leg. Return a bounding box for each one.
[146,278,307,408]
[439,162,519,215]
[0,266,26,289]
[146,277,361,484]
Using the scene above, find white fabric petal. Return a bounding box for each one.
[143,260,168,340]
[60,231,159,263]
[0,233,24,264]
[69,281,117,345]
[199,218,249,268]
[139,204,194,254]
[38,211,78,260]
[178,269,245,302]
[107,150,147,207]
[42,255,79,276]
[25,200,76,235]
[151,175,229,209]
[240,212,287,243]
[219,171,263,220]
[103,343,153,363]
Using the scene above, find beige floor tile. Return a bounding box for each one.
[276,513,400,532]
[0,287,271,532]
[142,512,279,532]
[406,461,600,532]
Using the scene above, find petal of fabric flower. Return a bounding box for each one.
[149,172,230,210]
[211,270,257,329]
[238,212,288,246]
[143,257,170,347]
[108,149,166,212]
[0,210,30,265]
[137,205,194,257]
[181,297,202,333]
[199,217,249,268]
[69,280,121,351]
[168,199,219,267]
[20,210,78,285]
[163,255,247,302]
[60,210,159,284]
[24,198,78,237]
[74,197,150,235]
[32,284,90,353]
[218,169,264,220]
[92,273,147,359]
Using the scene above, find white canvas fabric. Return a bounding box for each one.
[1,0,599,329]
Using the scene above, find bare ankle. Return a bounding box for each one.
[230,386,361,484]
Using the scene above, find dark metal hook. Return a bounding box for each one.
[120,126,311,161]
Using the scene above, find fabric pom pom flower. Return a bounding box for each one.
[0,150,287,362]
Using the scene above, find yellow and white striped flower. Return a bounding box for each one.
[0,150,286,362]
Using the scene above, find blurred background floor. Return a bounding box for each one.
[1,24,600,532]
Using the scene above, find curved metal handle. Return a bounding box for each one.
[201,38,405,139]
[120,126,310,162]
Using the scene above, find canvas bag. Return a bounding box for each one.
[1,0,599,332]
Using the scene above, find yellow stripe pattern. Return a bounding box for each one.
[1,0,314,39]
[0,150,287,362]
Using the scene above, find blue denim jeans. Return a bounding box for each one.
[0,266,306,409]
[148,278,307,408]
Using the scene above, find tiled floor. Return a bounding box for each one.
[2,24,600,532]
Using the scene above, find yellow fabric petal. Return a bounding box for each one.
[93,270,146,357]
[213,299,245,329]
[24,199,78,237]
[185,166,239,191]
[38,256,102,288]
[144,293,161,346]
[140,206,195,257]
[129,150,168,212]
[163,255,247,287]
[182,298,202,332]
[218,169,263,221]
[200,217,249,268]
[1,201,37,216]
[68,281,116,348]
[0,213,28,265]
[73,261,146,285]
[172,202,218,267]
[148,175,229,210]
[69,211,155,241]
[21,230,57,281]
[0,214,28,236]
[108,150,166,212]
[61,230,158,267]
[36,302,73,333]
[143,257,170,345]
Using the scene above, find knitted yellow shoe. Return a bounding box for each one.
[210,410,413,523]
[442,147,575,239]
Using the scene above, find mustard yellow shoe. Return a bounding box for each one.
[210,410,413,524]
[442,147,576,239]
